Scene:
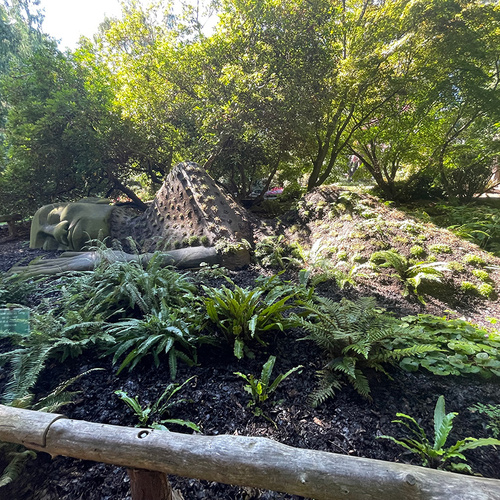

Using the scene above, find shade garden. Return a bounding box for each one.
[1,189,500,499]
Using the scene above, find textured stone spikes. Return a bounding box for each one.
[113,161,253,251]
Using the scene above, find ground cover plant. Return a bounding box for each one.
[378,395,500,473]
[1,189,500,499]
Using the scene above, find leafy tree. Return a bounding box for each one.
[0,0,44,164]
[0,39,149,214]
[350,0,500,200]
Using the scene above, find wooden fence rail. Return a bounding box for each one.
[1,405,500,500]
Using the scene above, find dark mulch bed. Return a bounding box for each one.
[1,235,500,500]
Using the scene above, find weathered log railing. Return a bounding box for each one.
[1,405,500,500]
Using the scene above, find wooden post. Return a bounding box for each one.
[1,405,500,500]
[127,468,173,500]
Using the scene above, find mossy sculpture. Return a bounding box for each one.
[20,162,253,274]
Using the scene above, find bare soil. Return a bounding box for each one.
[1,191,500,500]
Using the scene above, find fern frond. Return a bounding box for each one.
[3,346,51,403]
[349,369,371,399]
[0,446,37,487]
[308,371,343,408]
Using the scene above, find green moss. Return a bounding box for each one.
[428,244,452,254]
[479,283,495,298]
[200,235,210,246]
[187,235,200,247]
[410,245,425,258]
[373,240,390,250]
[392,236,409,244]
[173,240,182,249]
[463,253,486,266]
[337,250,348,261]
[352,243,366,252]
[447,261,465,273]
[461,281,495,299]
[350,231,366,239]
[472,269,491,282]
[461,281,476,292]
[352,253,367,263]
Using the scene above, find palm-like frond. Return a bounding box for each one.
[202,277,298,359]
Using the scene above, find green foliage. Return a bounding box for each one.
[0,310,113,403]
[58,248,196,320]
[0,445,36,489]
[202,277,298,359]
[447,261,465,273]
[115,377,199,432]
[1,368,101,488]
[234,355,303,417]
[397,315,500,378]
[469,403,500,439]
[0,272,39,306]
[428,244,452,255]
[378,396,500,473]
[463,253,487,266]
[431,205,500,257]
[443,138,499,202]
[296,297,438,404]
[1,40,146,215]
[409,245,426,258]
[471,269,491,282]
[254,236,304,270]
[460,281,495,299]
[370,250,448,303]
[11,368,104,413]
[105,302,201,379]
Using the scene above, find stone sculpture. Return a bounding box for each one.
[18,161,254,275]
[30,161,252,252]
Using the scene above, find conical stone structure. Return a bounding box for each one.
[111,161,253,251]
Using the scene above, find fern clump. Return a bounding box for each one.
[463,253,486,266]
[295,297,437,405]
[370,250,448,303]
[105,302,203,379]
[0,272,41,306]
[1,369,101,489]
[202,276,299,359]
[0,311,111,404]
[58,250,196,320]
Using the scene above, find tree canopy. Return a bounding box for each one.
[1,0,499,215]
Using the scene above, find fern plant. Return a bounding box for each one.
[202,278,298,359]
[1,369,103,488]
[58,249,196,320]
[234,355,303,417]
[105,301,203,379]
[0,445,36,488]
[296,296,438,405]
[0,311,112,403]
[0,272,40,307]
[378,395,500,473]
[469,403,500,438]
[115,376,199,431]
[370,250,448,303]
[254,235,305,269]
